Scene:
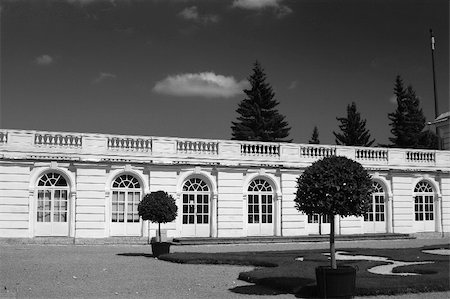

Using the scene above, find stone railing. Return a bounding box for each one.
[35,133,82,147]
[240,143,280,157]
[406,150,435,163]
[177,140,218,155]
[0,131,7,144]
[356,148,388,161]
[0,130,448,171]
[300,145,336,158]
[107,137,152,151]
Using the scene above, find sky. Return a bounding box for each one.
[0,0,448,145]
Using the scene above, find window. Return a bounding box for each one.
[182,178,209,225]
[307,214,330,223]
[36,173,69,223]
[364,181,385,222]
[248,179,273,224]
[111,175,141,223]
[414,181,434,221]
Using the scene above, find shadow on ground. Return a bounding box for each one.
[116,253,154,258]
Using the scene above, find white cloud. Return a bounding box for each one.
[232,0,292,17]
[153,72,249,98]
[92,72,117,84]
[179,6,219,24]
[34,54,54,66]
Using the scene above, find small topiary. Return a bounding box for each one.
[295,156,373,269]
[138,191,178,242]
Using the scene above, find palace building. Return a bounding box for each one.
[0,129,449,240]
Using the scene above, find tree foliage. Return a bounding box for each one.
[231,61,291,142]
[333,102,375,147]
[138,191,178,224]
[309,126,320,144]
[294,156,373,218]
[388,75,437,149]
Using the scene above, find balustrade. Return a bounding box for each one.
[406,151,435,163]
[177,140,218,155]
[35,133,82,147]
[356,148,388,161]
[0,131,7,144]
[300,146,336,158]
[241,143,280,157]
[107,137,151,151]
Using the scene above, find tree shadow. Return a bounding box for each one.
[116,253,154,258]
[230,276,317,297]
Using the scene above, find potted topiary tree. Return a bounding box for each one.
[138,190,178,257]
[295,156,372,298]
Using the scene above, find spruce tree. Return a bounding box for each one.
[388,75,430,148]
[333,102,375,147]
[231,61,291,142]
[309,126,320,144]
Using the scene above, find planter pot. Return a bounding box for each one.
[151,242,171,257]
[315,265,356,298]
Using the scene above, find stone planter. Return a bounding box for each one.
[315,265,356,298]
[151,242,171,257]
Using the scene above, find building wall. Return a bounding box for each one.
[0,129,449,239]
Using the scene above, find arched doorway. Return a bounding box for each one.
[110,174,142,236]
[35,172,70,236]
[413,181,435,232]
[363,181,387,233]
[181,178,210,237]
[247,179,274,236]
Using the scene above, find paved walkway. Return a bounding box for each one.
[0,237,448,298]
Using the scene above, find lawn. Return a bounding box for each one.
[160,244,449,297]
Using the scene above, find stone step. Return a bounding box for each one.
[172,233,413,246]
[0,233,413,246]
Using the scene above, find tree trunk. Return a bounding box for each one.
[158,222,161,242]
[330,214,337,269]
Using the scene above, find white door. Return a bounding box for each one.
[110,175,142,236]
[36,189,69,236]
[35,173,70,237]
[110,191,142,236]
[305,214,330,235]
[413,181,435,232]
[247,194,274,236]
[181,178,210,237]
[363,183,387,233]
[247,179,274,236]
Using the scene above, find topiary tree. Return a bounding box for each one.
[295,156,373,269]
[138,191,178,242]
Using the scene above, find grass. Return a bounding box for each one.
[160,244,449,297]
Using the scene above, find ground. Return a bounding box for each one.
[0,238,449,298]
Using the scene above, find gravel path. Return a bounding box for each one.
[1,237,448,298]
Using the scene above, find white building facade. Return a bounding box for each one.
[0,129,449,240]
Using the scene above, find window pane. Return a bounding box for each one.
[183,215,188,224]
[203,215,208,224]
[203,205,208,214]
[189,215,194,224]
[197,215,202,224]
[268,215,272,223]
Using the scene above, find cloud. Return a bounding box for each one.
[92,72,117,84]
[153,72,249,98]
[288,80,297,90]
[34,54,54,66]
[232,0,292,18]
[178,6,219,24]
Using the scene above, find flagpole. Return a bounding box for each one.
[429,29,438,119]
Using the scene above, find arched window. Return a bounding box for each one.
[182,178,209,225]
[364,181,385,222]
[36,173,69,223]
[35,172,71,237]
[414,181,434,221]
[247,179,273,225]
[111,175,141,223]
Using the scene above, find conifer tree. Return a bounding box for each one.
[388,75,432,148]
[231,61,291,142]
[333,102,375,147]
[309,126,320,144]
